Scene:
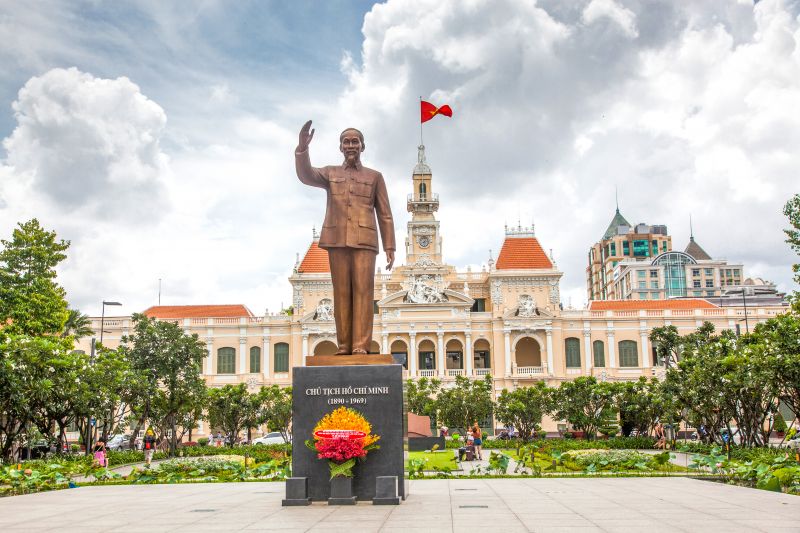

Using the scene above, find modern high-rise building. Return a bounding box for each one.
[586,207,671,301]
[587,206,751,301]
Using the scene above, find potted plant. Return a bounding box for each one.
[773,413,787,438]
[306,406,380,505]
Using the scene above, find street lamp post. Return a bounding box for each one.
[100,300,122,345]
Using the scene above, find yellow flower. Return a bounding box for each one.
[314,406,380,446]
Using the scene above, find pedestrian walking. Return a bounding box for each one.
[143,428,157,466]
[472,422,483,460]
[92,440,107,467]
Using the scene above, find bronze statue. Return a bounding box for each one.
[295,120,395,355]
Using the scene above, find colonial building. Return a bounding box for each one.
[80,146,790,434]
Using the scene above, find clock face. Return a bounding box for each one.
[418,235,431,248]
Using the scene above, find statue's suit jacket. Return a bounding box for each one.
[295,150,395,253]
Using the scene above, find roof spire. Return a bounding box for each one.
[689,214,694,241]
[615,186,619,213]
[414,144,431,174]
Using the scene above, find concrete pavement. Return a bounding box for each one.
[1,477,798,532]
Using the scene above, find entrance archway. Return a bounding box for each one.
[515,337,542,367]
[418,339,436,370]
[313,340,338,356]
[445,339,463,369]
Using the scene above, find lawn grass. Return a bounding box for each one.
[406,450,458,471]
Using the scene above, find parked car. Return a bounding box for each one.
[106,434,133,450]
[251,432,289,445]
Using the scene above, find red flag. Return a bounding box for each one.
[421,100,453,123]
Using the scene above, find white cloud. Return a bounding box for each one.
[3,67,169,221]
[582,0,639,38]
[1,0,799,317]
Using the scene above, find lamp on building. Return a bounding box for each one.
[100,300,122,345]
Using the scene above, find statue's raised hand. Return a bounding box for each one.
[298,120,315,152]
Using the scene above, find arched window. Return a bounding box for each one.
[419,182,427,199]
[593,340,605,367]
[390,340,408,369]
[249,346,261,373]
[565,338,581,368]
[474,339,491,369]
[619,340,638,367]
[445,339,463,369]
[418,339,435,370]
[217,347,235,374]
[274,342,290,373]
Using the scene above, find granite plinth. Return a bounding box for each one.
[328,476,356,505]
[290,364,406,502]
[373,475,400,505]
[281,477,310,506]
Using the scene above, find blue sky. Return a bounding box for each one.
[1,0,799,316]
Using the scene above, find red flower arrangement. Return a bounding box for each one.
[305,406,380,479]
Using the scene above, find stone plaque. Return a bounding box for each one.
[291,364,407,502]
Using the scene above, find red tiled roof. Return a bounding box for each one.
[589,299,718,311]
[496,237,553,270]
[143,305,253,318]
[298,241,330,273]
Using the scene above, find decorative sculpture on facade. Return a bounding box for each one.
[314,298,334,321]
[404,275,448,304]
[517,294,540,317]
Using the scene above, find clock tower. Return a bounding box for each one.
[405,145,442,266]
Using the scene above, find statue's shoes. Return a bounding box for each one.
[351,348,368,355]
[335,347,351,356]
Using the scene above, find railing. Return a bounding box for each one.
[447,369,465,377]
[671,310,694,317]
[515,366,545,376]
[702,309,725,316]
[407,193,439,202]
[613,311,638,317]
[566,368,582,375]
[419,369,437,377]
[475,368,492,376]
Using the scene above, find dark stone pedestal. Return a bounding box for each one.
[328,476,356,505]
[281,477,311,506]
[373,476,400,505]
[408,436,446,452]
[290,363,406,503]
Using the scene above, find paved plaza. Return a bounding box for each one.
[2,478,799,532]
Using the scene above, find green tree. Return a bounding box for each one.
[754,312,800,424]
[0,219,70,336]
[783,193,800,286]
[405,376,441,426]
[119,313,207,455]
[61,309,94,339]
[0,334,75,459]
[495,381,552,441]
[435,375,494,433]
[552,377,616,440]
[256,385,293,442]
[207,384,258,447]
[649,325,681,368]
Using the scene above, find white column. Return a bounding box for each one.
[239,337,247,374]
[465,332,473,376]
[437,332,445,376]
[607,332,616,368]
[302,334,309,362]
[545,329,554,375]
[504,331,512,376]
[409,333,417,376]
[198,420,204,434]
[640,325,650,369]
[262,335,270,380]
[583,329,592,374]
[382,332,389,354]
[205,339,213,375]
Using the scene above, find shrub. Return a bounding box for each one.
[182,442,198,447]
[773,413,788,434]
[198,438,209,446]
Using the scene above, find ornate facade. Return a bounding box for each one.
[80,146,790,433]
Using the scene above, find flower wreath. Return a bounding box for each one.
[305,406,380,479]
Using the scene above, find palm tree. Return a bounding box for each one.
[62,309,94,339]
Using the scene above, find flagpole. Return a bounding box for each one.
[419,96,423,146]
